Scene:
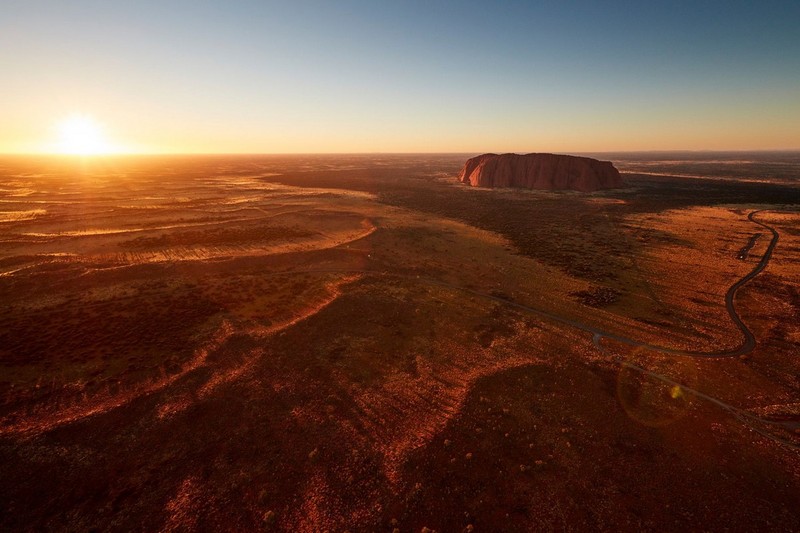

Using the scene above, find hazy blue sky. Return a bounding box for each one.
[2,0,799,153]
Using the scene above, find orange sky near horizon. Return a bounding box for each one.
[6,103,798,155]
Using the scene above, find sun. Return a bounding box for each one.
[55,114,114,155]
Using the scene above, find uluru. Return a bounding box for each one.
[458,153,624,192]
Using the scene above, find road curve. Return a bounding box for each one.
[720,211,780,354]
[593,209,780,357]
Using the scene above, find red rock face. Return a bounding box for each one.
[458,153,624,192]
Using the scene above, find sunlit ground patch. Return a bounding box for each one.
[0,209,46,222]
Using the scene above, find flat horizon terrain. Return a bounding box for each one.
[1,153,799,531]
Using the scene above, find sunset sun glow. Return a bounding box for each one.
[55,115,114,155]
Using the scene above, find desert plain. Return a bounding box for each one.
[0,153,799,531]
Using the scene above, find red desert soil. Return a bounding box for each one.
[0,154,798,532]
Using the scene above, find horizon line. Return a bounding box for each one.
[2,148,800,157]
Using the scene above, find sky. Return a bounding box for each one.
[1,0,799,154]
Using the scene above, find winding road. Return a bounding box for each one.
[593,209,780,357]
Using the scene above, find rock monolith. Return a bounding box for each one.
[458,153,623,192]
